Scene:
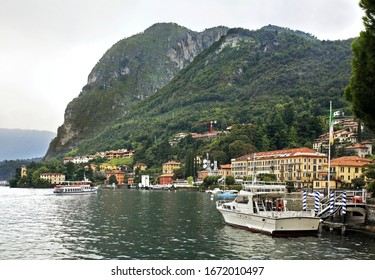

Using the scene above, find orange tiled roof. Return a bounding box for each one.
[330,156,371,167]
[346,143,369,149]
[237,147,326,160]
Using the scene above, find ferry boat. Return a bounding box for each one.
[216,181,321,237]
[53,178,99,195]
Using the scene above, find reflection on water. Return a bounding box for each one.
[0,187,374,260]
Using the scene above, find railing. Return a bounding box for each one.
[317,189,366,216]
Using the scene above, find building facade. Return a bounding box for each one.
[162,161,181,174]
[106,170,125,185]
[313,156,371,189]
[346,141,373,158]
[231,147,327,188]
[105,149,134,159]
[40,173,66,184]
[159,173,174,185]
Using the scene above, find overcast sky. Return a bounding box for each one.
[0,0,364,132]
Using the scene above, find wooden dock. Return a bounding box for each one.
[320,220,348,235]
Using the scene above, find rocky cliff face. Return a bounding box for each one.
[45,23,228,159]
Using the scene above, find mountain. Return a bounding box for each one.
[45,23,228,159]
[0,128,56,161]
[45,23,354,162]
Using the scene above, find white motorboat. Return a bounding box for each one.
[216,181,320,236]
[53,178,98,195]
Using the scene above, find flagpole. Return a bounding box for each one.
[327,101,332,196]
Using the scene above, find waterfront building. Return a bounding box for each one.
[127,177,134,186]
[218,164,232,178]
[159,173,174,185]
[231,147,327,188]
[162,160,181,174]
[313,156,372,189]
[106,170,125,185]
[40,173,66,184]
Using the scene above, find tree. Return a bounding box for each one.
[108,175,118,185]
[351,177,366,189]
[345,0,375,132]
[225,176,235,186]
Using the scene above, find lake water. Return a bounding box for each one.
[1,187,375,260]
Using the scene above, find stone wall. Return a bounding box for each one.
[364,198,375,233]
[366,198,375,223]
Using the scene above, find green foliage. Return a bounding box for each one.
[108,175,118,185]
[225,176,235,186]
[203,175,222,187]
[345,0,375,132]
[107,158,133,166]
[47,25,355,171]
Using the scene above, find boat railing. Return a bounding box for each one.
[243,181,286,193]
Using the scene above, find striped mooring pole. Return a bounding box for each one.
[302,190,307,211]
[329,190,334,213]
[314,191,320,214]
[342,191,347,215]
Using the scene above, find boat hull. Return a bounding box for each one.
[53,186,98,195]
[217,208,320,237]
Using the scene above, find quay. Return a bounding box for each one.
[314,190,375,235]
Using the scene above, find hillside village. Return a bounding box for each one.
[13,114,374,193]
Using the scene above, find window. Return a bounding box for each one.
[355,167,359,173]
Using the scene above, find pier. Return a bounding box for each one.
[315,189,368,235]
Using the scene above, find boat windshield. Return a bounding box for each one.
[235,195,249,204]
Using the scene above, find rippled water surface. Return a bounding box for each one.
[1,187,375,260]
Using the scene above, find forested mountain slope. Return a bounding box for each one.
[45,23,228,159]
[46,24,354,166]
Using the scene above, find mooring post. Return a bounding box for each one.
[341,224,346,235]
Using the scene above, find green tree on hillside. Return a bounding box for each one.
[345,0,375,132]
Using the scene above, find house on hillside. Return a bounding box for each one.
[162,160,181,174]
[346,141,373,158]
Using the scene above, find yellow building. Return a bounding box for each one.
[99,163,118,172]
[40,173,66,184]
[134,163,147,171]
[21,165,27,177]
[313,156,371,189]
[162,160,181,174]
[231,147,327,188]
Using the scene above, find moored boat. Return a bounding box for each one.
[215,190,238,199]
[216,181,320,237]
[53,178,98,195]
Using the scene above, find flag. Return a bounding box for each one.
[329,101,334,145]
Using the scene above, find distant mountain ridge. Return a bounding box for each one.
[45,23,354,161]
[0,128,55,161]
